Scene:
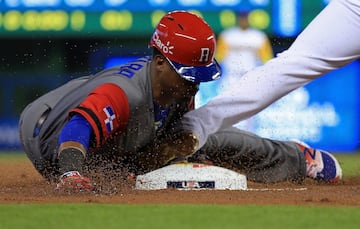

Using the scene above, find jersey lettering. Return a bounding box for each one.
[118,68,136,78]
[117,58,148,78]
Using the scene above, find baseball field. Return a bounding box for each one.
[0,152,359,228]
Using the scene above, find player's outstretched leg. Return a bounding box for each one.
[292,140,342,183]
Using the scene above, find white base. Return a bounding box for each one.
[135,163,247,190]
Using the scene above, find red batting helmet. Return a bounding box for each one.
[149,10,221,83]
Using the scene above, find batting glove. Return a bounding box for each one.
[55,171,94,193]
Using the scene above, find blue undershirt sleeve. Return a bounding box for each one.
[58,114,92,150]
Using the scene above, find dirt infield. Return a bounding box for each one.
[1,159,360,206]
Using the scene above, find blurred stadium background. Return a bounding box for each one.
[0,0,358,152]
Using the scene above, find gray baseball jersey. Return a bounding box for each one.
[19,57,187,177]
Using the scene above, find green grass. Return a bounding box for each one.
[0,151,27,160]
[0,152,360,229]
[335,153,360,177]
[0,204,359,229]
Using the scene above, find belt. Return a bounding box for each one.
[33,107,51,137]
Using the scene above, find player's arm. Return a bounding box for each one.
[56,83,130,192]
[57,114,92,175]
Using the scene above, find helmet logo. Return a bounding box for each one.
[153,31,174,55]
[199,48,210,63]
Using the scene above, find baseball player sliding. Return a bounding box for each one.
[19,11,341,193]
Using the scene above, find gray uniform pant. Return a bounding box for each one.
[192,128,307,183]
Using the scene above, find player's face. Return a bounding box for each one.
[154,56,199,107]
[238,16,249,29]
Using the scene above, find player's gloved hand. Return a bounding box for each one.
[55,171,94,193]
[136,131,199,173]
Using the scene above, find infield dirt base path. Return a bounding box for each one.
[1,159,360,206]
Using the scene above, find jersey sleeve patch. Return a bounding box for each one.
[71,83,130,147]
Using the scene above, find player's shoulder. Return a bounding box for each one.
[111,56,150,73]
[248,28,268,37]
[221,27,241,36]
[96,56,151,80]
